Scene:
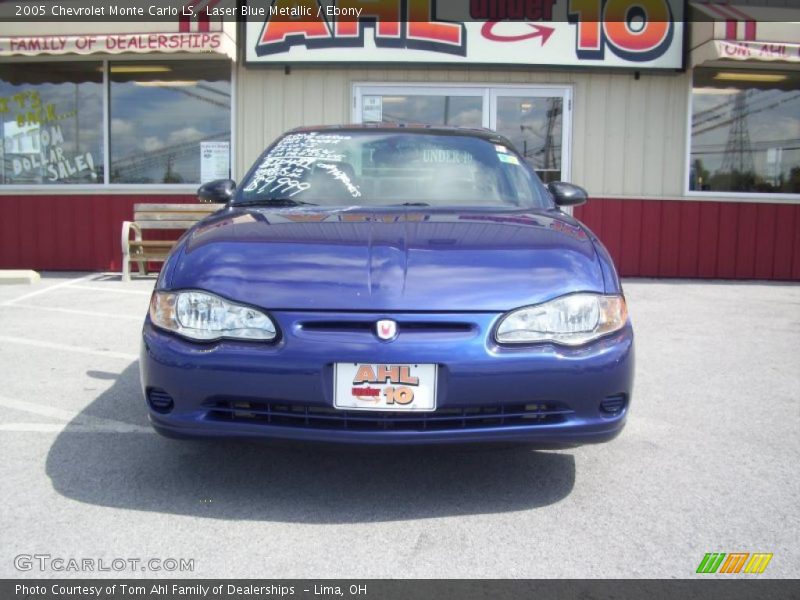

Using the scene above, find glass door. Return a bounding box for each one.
[354,86,487,129]
[353,85,572,182]
[490,88,572,183]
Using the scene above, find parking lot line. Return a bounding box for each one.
[68,285,153,296]
[0,395,153,434]
[0,394,109,423]
[5,304,144,322]
[0,272,99,307]
[0,423,74,433]
[0,336,138,361]
[0,423,154,434]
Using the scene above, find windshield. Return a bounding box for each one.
[236,130,552,209]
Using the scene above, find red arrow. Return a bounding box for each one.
[481,21,555,45]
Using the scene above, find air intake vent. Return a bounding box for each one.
[204,400,573,431]
[600,394,627,416]
[148,389,175,414]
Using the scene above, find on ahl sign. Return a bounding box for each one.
[244,0,685,70]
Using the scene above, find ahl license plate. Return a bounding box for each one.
[334,363,437,412]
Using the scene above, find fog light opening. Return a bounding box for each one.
[147,389,175,414]
[600,394,627,416]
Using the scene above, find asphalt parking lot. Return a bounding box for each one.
[0,273,798,579]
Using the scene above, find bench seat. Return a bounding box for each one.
[121,203,223,282]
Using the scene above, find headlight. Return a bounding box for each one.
[495,293,628,346]
[149,290,277,342]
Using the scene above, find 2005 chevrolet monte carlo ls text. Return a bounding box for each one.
[141,125,634,445]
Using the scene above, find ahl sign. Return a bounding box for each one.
[244,0,684,70]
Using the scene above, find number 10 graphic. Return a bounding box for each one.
[569,0,676,62]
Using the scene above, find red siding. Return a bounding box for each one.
[638,201,662,276]
[697,202,720,278]
[774,205,797,280]
[0,194,196,272]
[754,205,777,280]
[575,198,800,281]
[0,194,799,281]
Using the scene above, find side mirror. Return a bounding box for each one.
[197,179,236,204]
[548,182,588,207]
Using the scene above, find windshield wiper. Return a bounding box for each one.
[388,202,431,207]
[236,198,318,207]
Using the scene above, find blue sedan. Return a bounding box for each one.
[141,125,634,444]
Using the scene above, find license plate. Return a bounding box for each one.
[334,363,437,412]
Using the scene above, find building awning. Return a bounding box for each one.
[692,39,800,66]
[690,2,800,67]
[0,22,237,60]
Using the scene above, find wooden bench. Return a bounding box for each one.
[121,203,224,282]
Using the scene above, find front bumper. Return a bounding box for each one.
[140,311,634,445]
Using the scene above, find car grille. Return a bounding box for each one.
[300,321,473,333]
[204,400,572,431]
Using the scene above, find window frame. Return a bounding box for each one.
[0,57,234,192]
[684,66,800,203]
[488,86,572,185]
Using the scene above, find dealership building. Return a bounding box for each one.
[0,0,798,280]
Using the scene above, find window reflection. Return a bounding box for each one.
[363,95,483,128]
[0,62,103,185]
[496,96,562,184]
[690,68,800,194]
[109,61,231,184]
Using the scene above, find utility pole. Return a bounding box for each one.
[720,91,754,177]
[542,98,559,175]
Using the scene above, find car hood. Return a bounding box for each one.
[168,208,603,312]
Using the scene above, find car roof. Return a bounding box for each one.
[288,123,513,145]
